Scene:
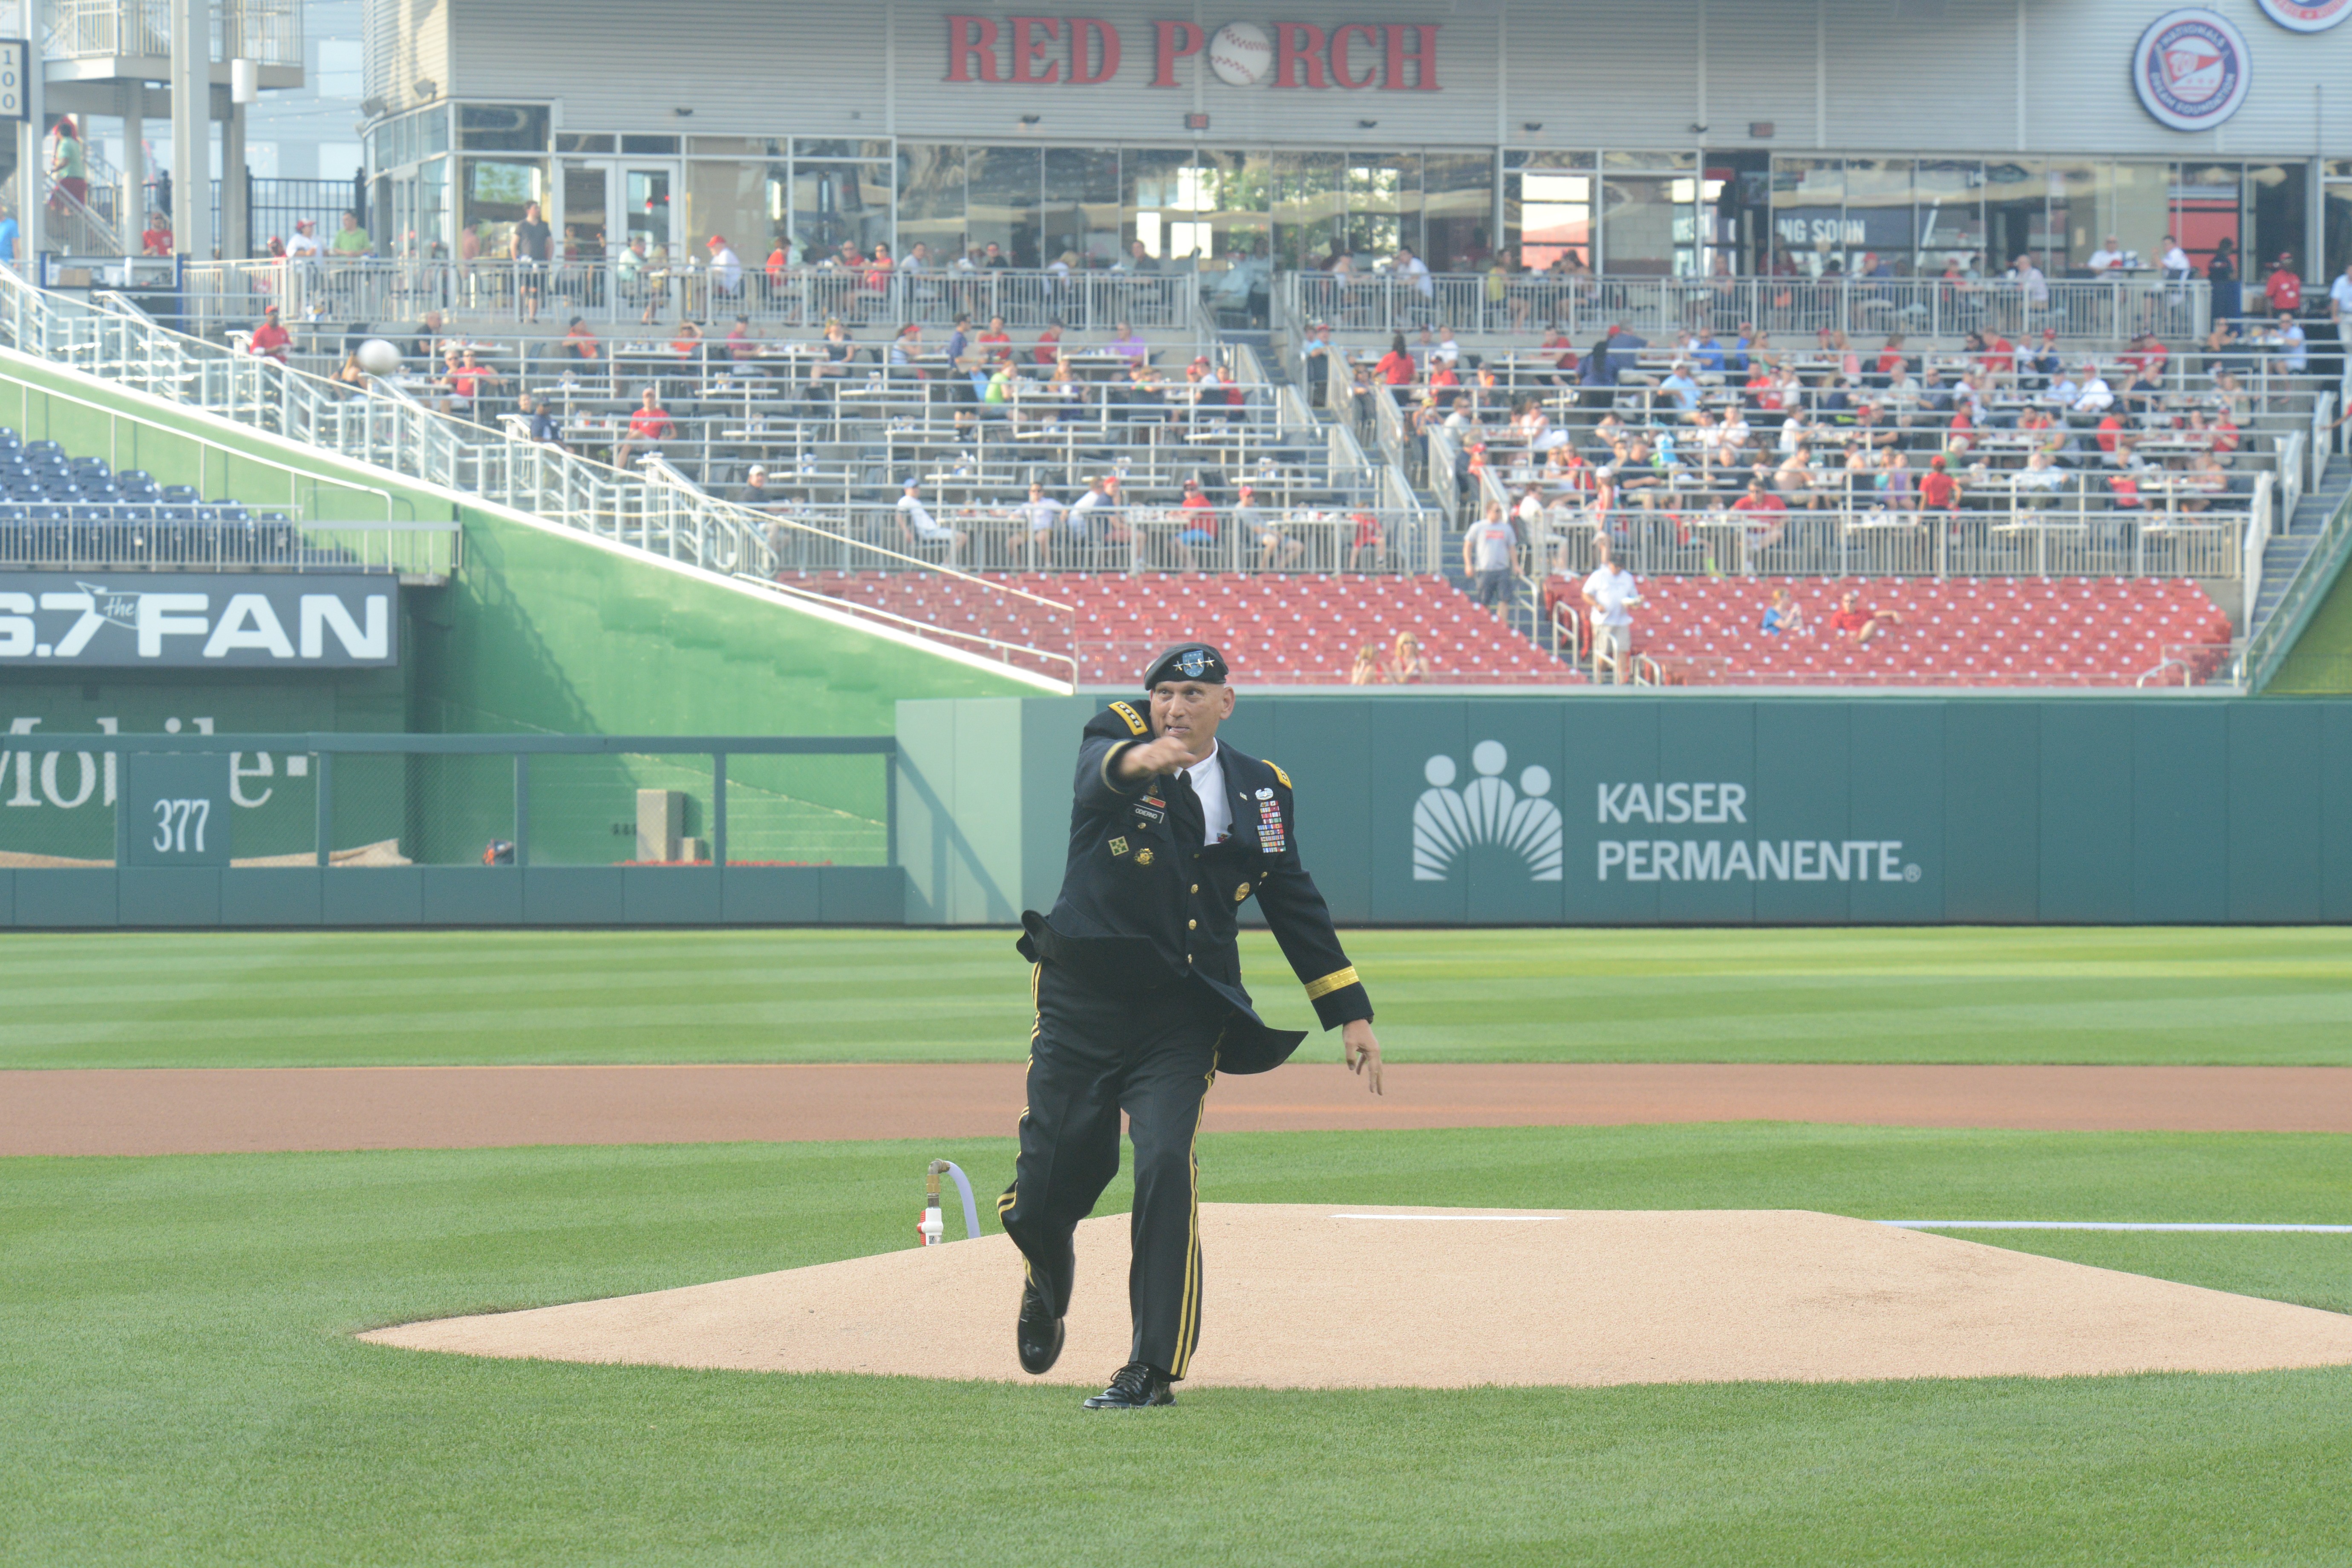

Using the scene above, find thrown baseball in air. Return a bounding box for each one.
[1208,21,1274,85]
[356,338,402,376]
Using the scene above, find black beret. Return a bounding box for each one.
[1142,642,1229,689]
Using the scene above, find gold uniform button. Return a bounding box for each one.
[1188,919,1197,930]
[1189,884,1198,894]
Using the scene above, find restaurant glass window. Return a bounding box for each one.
[1192,150,1270,264]
[791,159,890,262]
[2032,161,2093,270]
[460,156,545,257]
[620,135,681,156]
[1344,153,1414,261]
[1842,158,1912,275]
[897,143,966,265]
[1981,159,2051,272]
[1421,151,1492,270]
[1122,148,1193,263]
[686,159,784,266]
[2247,163,2306,283]
[2171,163,2241,275]
[1768,157,1842,274]
[1913,159,1984,272]
[1503,151,1594,271]
[966,145,1042,268]
[458,105,549,153]
[2096,162,2170,267]
[414,156,447,257]
[2323,163,2352,284]
[1043,147,1121,265]
[1273,150,1343,269]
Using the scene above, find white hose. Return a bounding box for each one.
[928,1159,983,1241]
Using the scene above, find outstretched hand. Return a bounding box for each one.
[1118,735,1195,779]
[1341,1019,1383,1095]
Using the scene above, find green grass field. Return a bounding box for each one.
[6,1125,2351,1567]
[7,926,2350,1564]
[4,925,2350,1068]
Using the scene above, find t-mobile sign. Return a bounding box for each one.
[943,15,1441,91]
[0,573,398,668]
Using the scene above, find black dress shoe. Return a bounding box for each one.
[1016,1279,1064,1375]
[1082,1361,1175,1409]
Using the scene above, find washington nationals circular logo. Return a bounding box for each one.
[2132,9,2253,131]
[2254,0,2352,30]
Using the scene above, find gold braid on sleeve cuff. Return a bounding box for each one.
[1303,966,1360,1001]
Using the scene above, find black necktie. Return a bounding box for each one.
[1170,768,1205,845]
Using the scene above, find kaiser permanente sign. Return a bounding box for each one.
[1594,781,1923,885]
[942,15,1443,89]
[0,573,397,669]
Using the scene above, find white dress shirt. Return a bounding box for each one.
[1184,742,1231,844]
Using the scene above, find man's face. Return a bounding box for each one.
[1150,681,1234,757]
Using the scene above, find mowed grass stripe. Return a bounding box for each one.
[2,927,2349,1069]
[4,1124,2350,1566]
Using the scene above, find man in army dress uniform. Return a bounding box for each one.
[1000,642,1381,1409]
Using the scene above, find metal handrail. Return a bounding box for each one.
[734,572,1077,688]
[2245,481,2352,693]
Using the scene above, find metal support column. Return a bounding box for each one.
[169,0,211,264]
[314,751,333,866]
[121,83,144,251]
[17,25,43,259]
[711,753,727,866]
[512,753,530,867]
[221,96,246,258]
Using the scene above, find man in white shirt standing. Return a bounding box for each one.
[1581,546,1642,685]
[1461,499,1517,608]
[1395,246,1433,323]
[895,478,967,566]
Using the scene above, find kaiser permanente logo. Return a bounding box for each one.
[1595,781,1923,885]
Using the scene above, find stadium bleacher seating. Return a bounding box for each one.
[1543,574,2235,686]
[814,571,1572,685]
[0,426,331,570]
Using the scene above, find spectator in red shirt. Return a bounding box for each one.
[977,316,1014,366]
[1918,453,1961,516]
[1375,334,1415,387]
[563,316,600,361]
[2095,413,2125,457]
[2265,254,2303,316]
[141,213,173,257]
[1349,509,1386,571]
[1730,476,1789,549]
[247,307,292,364]
[445,349,504,422]
[1033,318,1065,367]
[1874,334,1908,385]
[1827,590,1901,646]
[1172,478,1218,569]
[615,386,674,470]
[2125,332,2170,380]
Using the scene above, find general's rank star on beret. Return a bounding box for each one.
[1142,641,1229,689]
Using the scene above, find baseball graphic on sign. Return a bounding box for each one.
[1208,21,1274,85]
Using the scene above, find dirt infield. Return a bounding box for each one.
[361,1204,2352,1389]
[7,1063,2350,1157]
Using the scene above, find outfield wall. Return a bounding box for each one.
[897,695,2352,926]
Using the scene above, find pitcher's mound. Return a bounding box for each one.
[361,1206,2352,1388]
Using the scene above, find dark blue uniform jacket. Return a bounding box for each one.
[1017,700,1373,1074]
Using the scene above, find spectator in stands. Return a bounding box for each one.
[285,218,323,264]
[247,306,292,364]
[517,389,564,449]
[46,116,87,211]
[888,322,925,379]
[614,386,674,470]
[1827,591,1901,646]
[1394,247,1434,320]
[2265,253,2303,317]
[331,349,369,393]
[1387,630,1429,684]
[810,318,855,402]
[1033,318,1066,367]
[1375,334,1415,389]
[738,464,783,512]
[1349,646,1381,685]
[708,235,743,303]
[1762,588,1806,635]
[1463,500,1516,608]
[2087,235,2127,280]
[1658,361,1703,422]
[1871,449,1914,513]
[1919,454,1961,520]
[140,212,172,257]
[332,209,374,262]
[1581,548,1641,683]
[1234,484,1301,571]
[896,478,967,565]
[1110,322,1148,367]
[447,350,505,424]
[2206,237,2242,323]
[1069,476,1115,545]
[1732,477,1790,553]
[2180,451,2231,515]
[978,315,1014,365]
[726,314,761,370]
[0,204,22,268]
[2276,309,2308,375]
[1171,478,1219,569]
[2331,259,2352,332]
[562,316,599,362]
[2070,366,2114,419]
[2014,450,2067,509]
[1006,481,1066,566]
[1349,508,1386,571]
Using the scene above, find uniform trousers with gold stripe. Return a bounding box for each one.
[998,960,1229,1381]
